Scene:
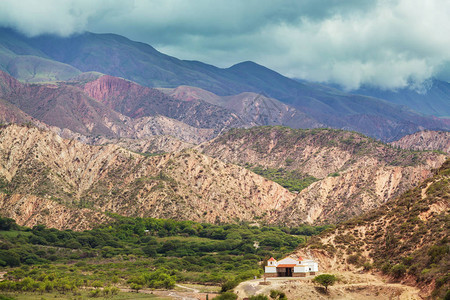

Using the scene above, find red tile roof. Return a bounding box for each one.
[298,256,303,261]
[277,264,296,268]
[268,257,276,261]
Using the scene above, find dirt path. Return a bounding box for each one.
[176,284,201,293]
[234,272,422,300]
[120,287,213,300]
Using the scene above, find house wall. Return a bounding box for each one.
[294,266,308,273]
[264,266,277,273]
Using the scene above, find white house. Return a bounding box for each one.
[265,256,318,277]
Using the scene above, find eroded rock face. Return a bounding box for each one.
[0,125,295,229]
[390,130,450,153]
[280,164,440,224]
[83,75,247,133]
[0,193,109,231]
[201,127,447,224]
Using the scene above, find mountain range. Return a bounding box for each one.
[0,124,445,230]
[1,27,449,141]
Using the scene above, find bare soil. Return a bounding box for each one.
[234,272,421,300]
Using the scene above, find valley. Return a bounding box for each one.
[0,16,449,300]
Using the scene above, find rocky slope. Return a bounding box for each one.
[390,130,450,153]
[0,124,296,230]
[82,75,247,133]
[298,159,450,298]
[0,71,216,143]
[200,127,447,223]
[92,135,194,155]
[162,85,321,128]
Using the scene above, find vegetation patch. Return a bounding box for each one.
[247,166,318,192]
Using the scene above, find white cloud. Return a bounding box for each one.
[0,0,449,90]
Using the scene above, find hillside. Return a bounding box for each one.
[200,127,447,223]
[1,27,449,141]
[162,85,322,129]
[82,74,247,133]
[390,130,450,154]
[0,124,297,230]
[298,158,450,298]
[0,71,221,143]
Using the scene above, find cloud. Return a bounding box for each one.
[0,0,449,90]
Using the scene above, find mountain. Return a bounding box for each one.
[390,130,450,154]
[0,124,297,230]
[0,71,227,143]
[200,126,447,223]
[81,74,246,133]
[352,79,450,118]
[298,158,450,298]
[161,85,321,128]
[1,27,449,141]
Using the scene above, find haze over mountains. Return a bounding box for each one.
[0,27,449,142]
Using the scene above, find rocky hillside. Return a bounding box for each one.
[82,75,247,133]
[298,159,450,298]
[0,71,216,143]
[390,130,450,153]
[0,124,296,230]
[162,85,321,129]
[200,127,447,223]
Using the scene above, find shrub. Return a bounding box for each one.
[381,262,392,274]
[270,289,287,299]
[391,264,407,279]
[347,254,359,265]
[213,292,238,300]
[249,295,269,300]
[221,280,238,293]
[88,288,101,297]
[363,262,373,271]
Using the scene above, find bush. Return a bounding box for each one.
[88,288,102,297]
[221,280,238,292]
[347,254,359,265]
[249,295,268,300]
[270,290,286,299]
[213,292,238,300]
[381,262,392,274]
[391,264,407,278]
[363,262,372,271]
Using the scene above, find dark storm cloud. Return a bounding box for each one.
[1,0,449,90]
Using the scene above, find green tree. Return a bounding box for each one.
[130,282,142,293]
[313,274,338,292]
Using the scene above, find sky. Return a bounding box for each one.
[1,0,449,91]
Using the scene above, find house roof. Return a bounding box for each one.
[277,264,297,268]
[268,257,276,261]
[298,256,303,261]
